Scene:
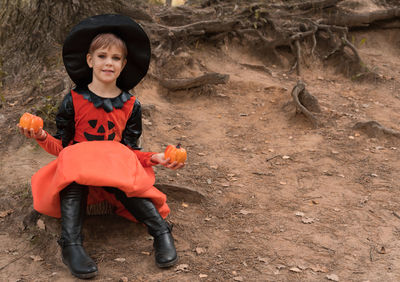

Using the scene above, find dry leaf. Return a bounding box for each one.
[181,202,189,208]
[326,274,339,281]
[290,267,302,273]
[199,274,208,278]
[258,257,268,263]
[302,217,314,224]
[0,209,13,218]
[310,265,328,273]
[377,246,386,254]
[282,155,290,159]
[141,251,151,256]
[239,210,251,215]
[295,211,305,217]
[175,264,189,272]
[195,247,206,255]
[114,258,126,262]
[233,277,243,281]
[36,219,46,230]
[119,277,129,282]
[30,255,43,262]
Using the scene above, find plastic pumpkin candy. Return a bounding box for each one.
[164,143,187,164]
[19,112,43,133]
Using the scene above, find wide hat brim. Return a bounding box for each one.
[63,14,151,91]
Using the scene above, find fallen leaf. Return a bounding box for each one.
[198,153,205,156]
[119,277,129,282]
[181,202,189,208]
[195,247,206,255]
[199,274,208,278]
[233,277,243,281]
[326,274,339,281]
[377,246,386,254]
[290,267,302,273]
[282,155,290,159]
[141,251,151,256]
[175,264,189,272]
[310,265,328,273]
[279,181,287,185]
[30,255,43,262]
[302,217,314,224]
[239,210,251,215]
[0,209,13,218]
[114,258,126,262]
[295,211,305,217]
[36,219,46,230]
[258,257,268,263]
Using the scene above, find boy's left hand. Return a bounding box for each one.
[151,153,185,170]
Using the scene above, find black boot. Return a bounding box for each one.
[58,183,98,279]
[106,187,178,268]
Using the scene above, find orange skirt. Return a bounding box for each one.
[31,141,169,222]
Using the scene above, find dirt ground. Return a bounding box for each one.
[1,21,400,282]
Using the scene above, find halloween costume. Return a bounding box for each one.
[31,14,177,279]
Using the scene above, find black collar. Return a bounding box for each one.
[74,86,132,113]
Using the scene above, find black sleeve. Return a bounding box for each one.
[54,92,75,147]
[121,99,142,150]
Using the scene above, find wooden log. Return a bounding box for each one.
[160,72,229,90]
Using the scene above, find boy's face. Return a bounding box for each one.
[86,45,127,86]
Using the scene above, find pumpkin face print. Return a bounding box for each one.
[84,119,116,141]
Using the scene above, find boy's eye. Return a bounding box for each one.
[98,54,106,59]
[112,56,121,61]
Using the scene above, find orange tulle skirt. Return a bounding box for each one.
[31,141,169,222]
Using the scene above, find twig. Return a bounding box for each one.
[0,244,41,271]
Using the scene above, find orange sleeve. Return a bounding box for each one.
[36,132,64,156]
[132,150,157,167]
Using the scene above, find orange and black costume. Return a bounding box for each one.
[32,86,170,222]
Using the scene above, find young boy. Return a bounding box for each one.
[18,14,183,279]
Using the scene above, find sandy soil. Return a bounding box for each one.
[1,25,400,281]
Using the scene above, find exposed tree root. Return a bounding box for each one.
[324,8,400,27]
[353,121,400,138]
[291,81,321,128]
[159,72,229,90]
[86,183,206,216]
[155,183,206,203]
[239,63,272,75]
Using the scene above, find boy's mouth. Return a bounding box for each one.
[103,70,114,73]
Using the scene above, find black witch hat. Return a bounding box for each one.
[63,14,151,91]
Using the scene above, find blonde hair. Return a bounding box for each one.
[88,33,128,58]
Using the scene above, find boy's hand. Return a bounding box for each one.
[17,124,47,141]
[151,153,185,170]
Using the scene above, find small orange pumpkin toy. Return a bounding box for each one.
[164,143,187,164]
[19,112,44,133]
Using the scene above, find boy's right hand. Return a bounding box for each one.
[17,124,47,141]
